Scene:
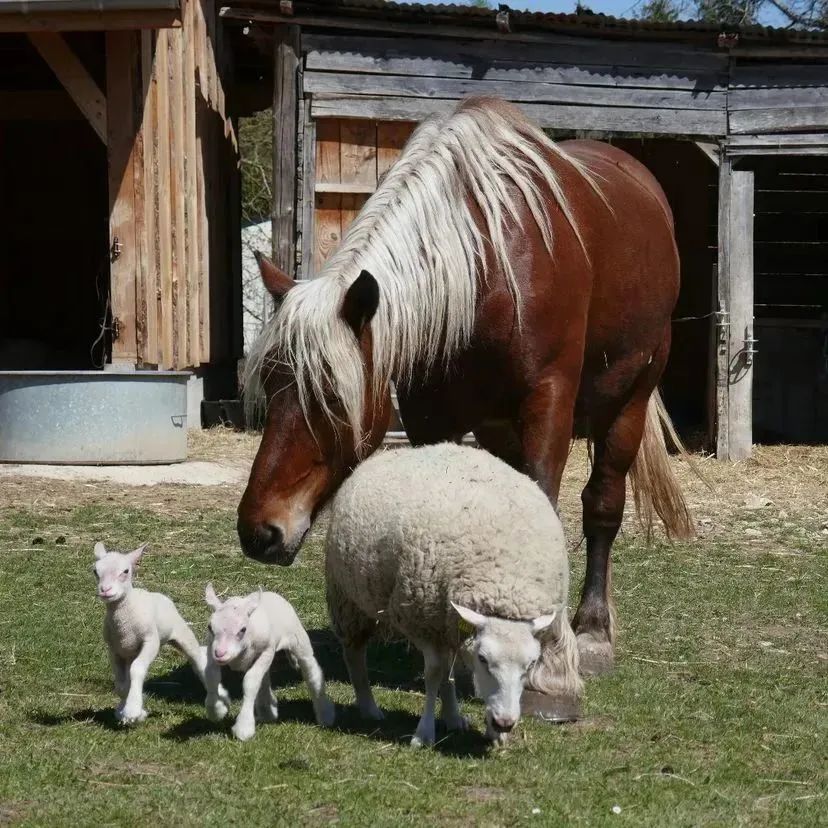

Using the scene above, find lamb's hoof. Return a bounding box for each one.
[576,633,615,676]
[444,713,471,732]
[206,697,229,722]
[521,689,581,724]
[317,699,336,728]
[410,724,435,748]
[231,719,256,742]
[117,706,148,726]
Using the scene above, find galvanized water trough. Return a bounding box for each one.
[0,371,190,465]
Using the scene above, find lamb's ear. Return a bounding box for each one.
[340,270,379,338]
[256,251,295,300]
[93,541,108,560]
[128,543,148,567]
[205,582,222,610]
[451,602,487,629]
[245,587,263,618]
[530,611,558,638]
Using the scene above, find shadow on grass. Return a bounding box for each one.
[29,707,124,732]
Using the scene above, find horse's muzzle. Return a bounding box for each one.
[237,520,298,566]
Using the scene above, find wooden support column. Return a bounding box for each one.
[272,24,301,276]
[716,157,755,461]
[106,31,142,367]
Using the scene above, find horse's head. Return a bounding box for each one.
[237,255,392,565]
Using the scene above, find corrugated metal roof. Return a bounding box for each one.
[0,0,179,13]
[238,0,828,43]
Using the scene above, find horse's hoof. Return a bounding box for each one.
[576,634,615,676]
[521,689,581,723]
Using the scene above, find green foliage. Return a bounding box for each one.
[239,110,272,226]
[639,0,682,21]
[635,0,826,27]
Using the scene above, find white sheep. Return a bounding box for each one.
[92,541,226,724]
[324,443,582,747]
[203,584,336,741]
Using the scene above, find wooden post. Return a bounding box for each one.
[272,24,300,276]
[716,157,755,461]
[106,31,142,367]
[299,98,316,280]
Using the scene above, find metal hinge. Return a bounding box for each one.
[715,309,730,348]
[112,317,122,341]
[744,324,758,366]
[111,236,122,261]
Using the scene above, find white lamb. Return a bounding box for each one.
[325,443,582,747]
[203,584,336,741]
[92,541,226,725]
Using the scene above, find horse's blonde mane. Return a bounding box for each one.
[244,97,598,451]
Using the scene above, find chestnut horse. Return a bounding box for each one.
[239,97,692,674]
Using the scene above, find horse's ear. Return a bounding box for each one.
[341,270,379,338]
[255,251,295,299]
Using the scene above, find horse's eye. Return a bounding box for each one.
[478,654,488,667]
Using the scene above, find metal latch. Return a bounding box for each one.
[744,325,758,366]
[112,317,122,341]
[715,309,730,348]
[111,236,122,261]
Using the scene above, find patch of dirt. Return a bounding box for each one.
[461,786,506,803]
[569,715,615,732]
[84,760,197,786]
[305,804,339,824]
[0,802,30,826]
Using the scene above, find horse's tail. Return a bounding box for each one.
[629,389,695,540]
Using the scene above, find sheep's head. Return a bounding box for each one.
[452,602,556,745]
[92,541,146,603]
[205,584,261,665]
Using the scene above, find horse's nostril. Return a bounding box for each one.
[238,517,287,562]
[260,523,283,549]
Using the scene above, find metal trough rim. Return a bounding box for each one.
[0,370,190,378]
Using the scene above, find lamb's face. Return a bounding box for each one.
[453,603,556,745]
[205,585,261,665]
[92,542,145,603]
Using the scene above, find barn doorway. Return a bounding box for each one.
[0,34,109,370]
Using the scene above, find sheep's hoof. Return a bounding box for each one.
[576,633,615,676]
[231,719,256,742]
[410,723,435,748]
[206,697,229,722]
[317,699,336,728]
[521,690,580,724]
[117,706,148,726]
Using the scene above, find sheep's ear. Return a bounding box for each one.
[245,587,263,618]
[451,602,487,630]
[128,543,148,566]
[256,251,295,299]
[530,611,558,638]
[340,270,379,338]
[205,582,222,610]
[93,541,108,560]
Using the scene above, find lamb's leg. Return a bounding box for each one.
[411,646,448,748]
[109,650,129,716]
[232,648,275,742]
[292,637,335,727]
[440,668,469,733]
[254,674,279,723]
[171,621,231,707]
[343,642,383,721]
[118,636,160,725]
[204,651,229,723]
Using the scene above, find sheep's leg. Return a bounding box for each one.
[440,670,469,733]
[204,652,229,723]
[118,636,160,725]
[293,638,335,727]
[254,674,279,723]
[411,646,448,748]
[343,642,383,721]
[109,650,129,715]
[232,648,275,741]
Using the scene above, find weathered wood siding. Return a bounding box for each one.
[109,0,240,370]
[303,33,729,137]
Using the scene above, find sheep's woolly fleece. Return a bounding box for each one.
[325,443,569,646]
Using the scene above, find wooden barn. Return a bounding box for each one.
[0,0,241,407]
[222,0,828,459]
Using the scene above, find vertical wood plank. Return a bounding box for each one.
[299,97,316,280]
[726,168,755,461]
[105,31,140,366]
[339,119,377,187]
[715,157,731,460]
[314,118,341,272]
[377,121,415,181]
[155,29,174,369]
[183,0,200,366]
[194,0,210,362]
[272,24,300,276]
[169,26,188,368]
[141,30,160,367]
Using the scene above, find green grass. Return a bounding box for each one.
[0,494,825,827]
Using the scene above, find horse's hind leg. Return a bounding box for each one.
[573,347,668,675]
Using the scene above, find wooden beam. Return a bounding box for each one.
[298,97,316,280]
[272,24,300,276]
[106,31,142,367]
[730,105,828,136]
[0,9,180,32]
[695,141,720,166]
[726,133,828,157]
[716,158,755,461]
[28,31,107,143]
[314,181,376,195]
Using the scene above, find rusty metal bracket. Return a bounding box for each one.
[112,316,122,341]
[743,325,758,366]
[496,8,511,33]
[110,236,122,262]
